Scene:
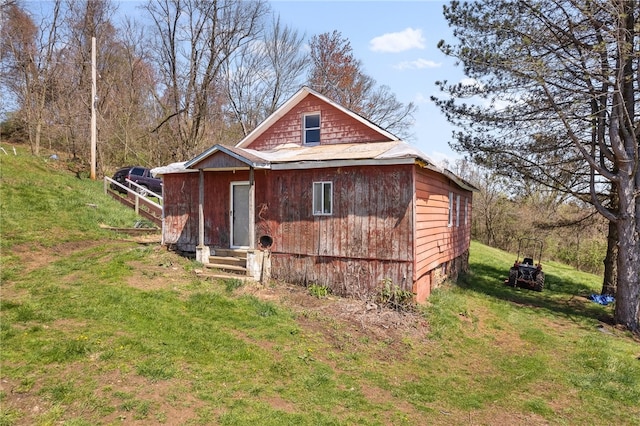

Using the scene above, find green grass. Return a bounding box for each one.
[1,145,639,425]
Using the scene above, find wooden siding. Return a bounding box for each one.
[270,255,412,299]
[195,150,249,169]
[255,166,413,259]
[413,166,472,300]
[247,95,393,150]
[255,164,414,294]
[162,160,473,301]
[163,171,251,251]
[162,173,199,250]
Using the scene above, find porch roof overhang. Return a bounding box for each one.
[185,144,270,170]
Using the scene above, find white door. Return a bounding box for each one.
[230,182,250,248]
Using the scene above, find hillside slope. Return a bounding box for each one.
[1,144,639,425]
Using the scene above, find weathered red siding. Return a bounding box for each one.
[163,161,472,301]
[163,161,473,301]
[163,164,415,296]
[163,170,250,251]
[413,167,472,301]
[162,173,199,250]
[248,95,392,150]
[254,164,415,296]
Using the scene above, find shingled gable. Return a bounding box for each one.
[235,86,399,149]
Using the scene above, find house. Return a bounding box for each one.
[152,87,476,302]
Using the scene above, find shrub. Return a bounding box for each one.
[375,278,415,312]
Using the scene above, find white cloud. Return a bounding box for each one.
[393,58,441,70]
[369,27,425,53]
[489,99,512,111]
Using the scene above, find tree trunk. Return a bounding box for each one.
[601,220,618,296]
[34,119,42,157]
[613,177,640,333]
[602,183,619,296]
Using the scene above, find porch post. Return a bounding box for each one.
[249,167,255,249]
[196,168,210,263]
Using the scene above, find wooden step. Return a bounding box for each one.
[208,256,246,268]
[194,269,252,282]
[212,248,247,259]
[205,250,247,275]
[205,262,247,274]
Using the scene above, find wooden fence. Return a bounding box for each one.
[103,177,163,228]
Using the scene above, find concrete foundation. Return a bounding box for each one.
[246,249,271,282]
[196,245,210,264]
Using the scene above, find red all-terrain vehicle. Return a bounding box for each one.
[507,238,545,291]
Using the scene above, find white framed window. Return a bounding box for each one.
[456,194,461,227]
[303,113,321,145]
[313,181,332,215]
[448,191,453,227]
[464,197,469,225]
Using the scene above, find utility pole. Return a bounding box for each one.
[90,36,97,180]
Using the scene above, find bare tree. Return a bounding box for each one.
[224,15,307,137]
[308,31,417,140]
[95,17,160,169]
[145,0,269,160]
[0,0,62,155]
[50,0,121,168]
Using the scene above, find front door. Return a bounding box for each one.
[230,182,250,248]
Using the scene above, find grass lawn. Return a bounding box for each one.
[1,145,639,425]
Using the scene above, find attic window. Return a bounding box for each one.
[304,113,320,145]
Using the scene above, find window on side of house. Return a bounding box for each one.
[464,197,469,225]
[313,181,332,215]
[448,191,454,227]
[456,194,461,227]
[304,113,321,145]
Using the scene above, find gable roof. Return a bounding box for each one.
[234,86,400,149]
[150,86,478,193]
[151,140,477,193]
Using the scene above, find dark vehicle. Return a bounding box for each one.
[111,166,162,196]
[506,238,545,291]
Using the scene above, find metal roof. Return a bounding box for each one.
[152,141,478,192]
[244,140,418,163]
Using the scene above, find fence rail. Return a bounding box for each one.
[103,177,163,227]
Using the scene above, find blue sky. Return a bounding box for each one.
[269,0,466,165]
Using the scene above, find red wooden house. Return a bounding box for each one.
[153,87,476,302]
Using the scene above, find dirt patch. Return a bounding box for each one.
[235,279,430,353]
[94,370,204,425]
[8,240,100,275]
